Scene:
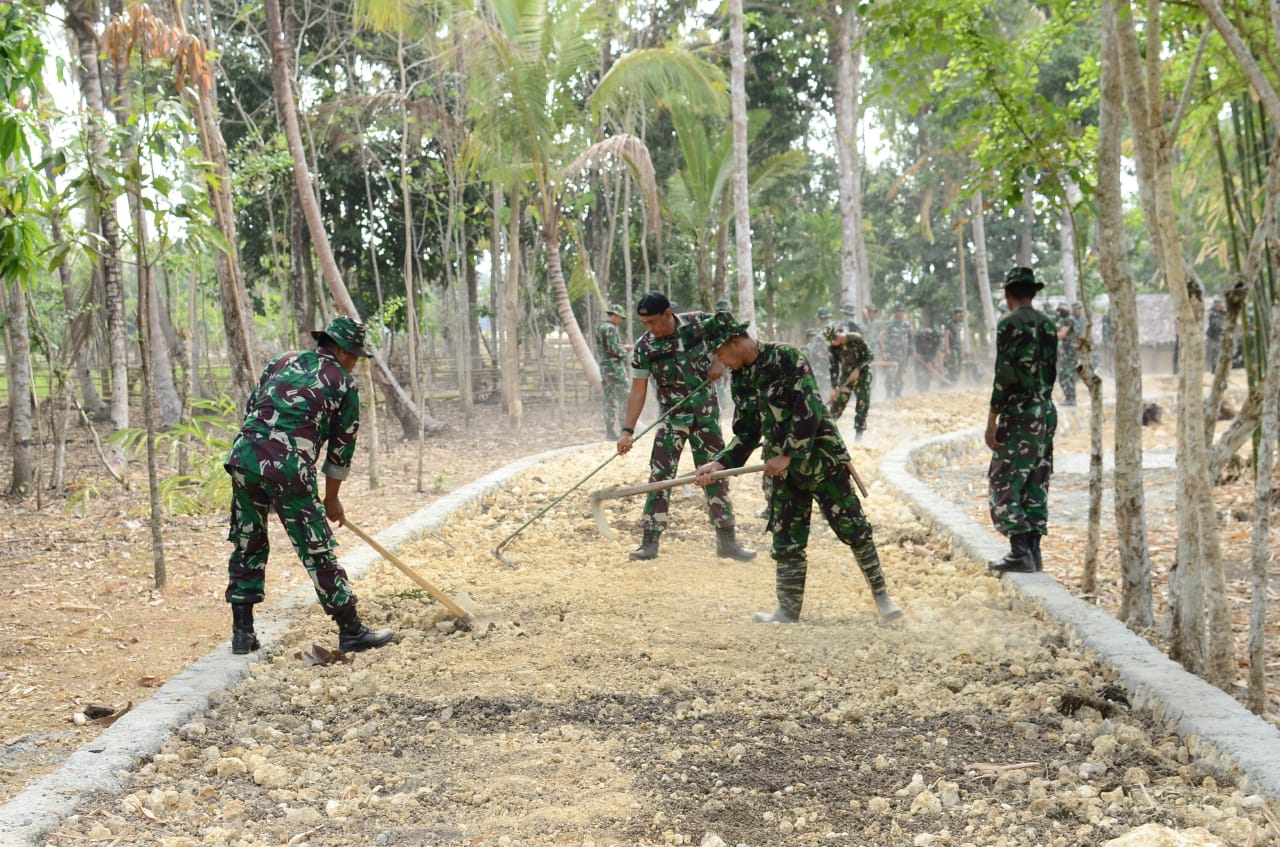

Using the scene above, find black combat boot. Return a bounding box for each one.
[715,526,757,561]
[630,529,661,561]
[332,606,395,652]
[988,533,1036,573]
[231,604,260,655]
[1030,533,1043,572]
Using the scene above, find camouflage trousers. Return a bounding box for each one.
[828,370,873,432]
[886,360,907,398]
[1057,357,1078,404]
[763,463,886,616]
[641,410,735,533]
[225,467,357,613]
[600,368,628,435]
[988,407,1056,538]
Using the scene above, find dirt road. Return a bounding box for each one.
[33,391,1280,847]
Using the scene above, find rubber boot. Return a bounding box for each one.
[231,604,260,655]
[1030,534,1043,572]
[754,558,805,622]
[854,430,865,443]
[716,526,757,561]
[629,529,661,561]
[852,541,903,621]
[332,606,394,652]
[873,591,904,622]
[988,533,1036,573]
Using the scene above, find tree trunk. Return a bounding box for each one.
[4,277,36,498]
[972,190,996,345]
[1098,2,1154,628]
[543,214,602,389]
[64,0,129,472]
[262,0,441,437]
[1247,264,1280,712]
[157,0,257,404]
[1060,193,1079,304]
[728,0,755,327]
[501,184,524,429]
[1017,182,1035,266]
[1115,0,1229,684]
[831,0,867,314]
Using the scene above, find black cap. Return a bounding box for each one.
[637,291,671,316]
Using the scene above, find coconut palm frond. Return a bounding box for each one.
[564,134,660,232]
[592,46,728,126]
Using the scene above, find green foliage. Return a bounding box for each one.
[107,397,238,516]
[0,0,49,286]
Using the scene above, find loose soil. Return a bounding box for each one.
[4,383,1280,847]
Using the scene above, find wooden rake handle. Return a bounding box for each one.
[589,463,767,503]
[343,521,472,621]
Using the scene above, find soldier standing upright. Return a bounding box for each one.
[884,306,913,398]
[1205,299,1226,371]
[1055,304,1079,406]
[913,325,941,392]
[595,303,631,440]
[615,291,755,562]
[695,312,903,623]
[986,267,1058,574]
[943,308,966,383]
[825,306,875,442]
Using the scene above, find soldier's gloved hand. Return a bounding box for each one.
[694,461,724,486]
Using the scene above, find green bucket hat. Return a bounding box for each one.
[817,307,832,320]
[312,315,373,358]
[1003,266,1043,291]
[606,303,626,318]
[704,311,751,351]
[841,304,858,316]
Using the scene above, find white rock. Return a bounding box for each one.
[1101,824,1226,846]
[252,763,290,788]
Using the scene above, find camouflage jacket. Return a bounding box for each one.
[991,306,1058,417]
[1056,312,1080,364]
[226,348,361,490]
[1206,308,1226,342]
[884,319,914,360]
[717,343,851,488]
[823,322,873,390]
[594,319,628,378]
[631,311,717,415]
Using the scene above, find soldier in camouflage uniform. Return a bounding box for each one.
[942,308,966,383]
[616,291,755,562]
[825,305,874,441]
[1205,299,1226,371]
[884,306,913,398]
[913,325,942,391]
[594,303,630,439]
[224,315,394,654]
[987,267,1058,574]
[1055,303,1079,406]
[695,312,902,623]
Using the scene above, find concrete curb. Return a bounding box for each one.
[879,424,1280,801]
[0,443,592,846]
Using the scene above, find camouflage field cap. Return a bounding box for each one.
[1003,266,1043,291]
[866,303,879,312]
[606,303,626,318]
[714,298,731,312]
[1072,302,1084,310]
[704,311,751,351]
[312,315,373,358]
[841,304,858,316]
[817,307,832,320]
[893,304,906,313]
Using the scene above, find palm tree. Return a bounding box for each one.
[464,0,724,388]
